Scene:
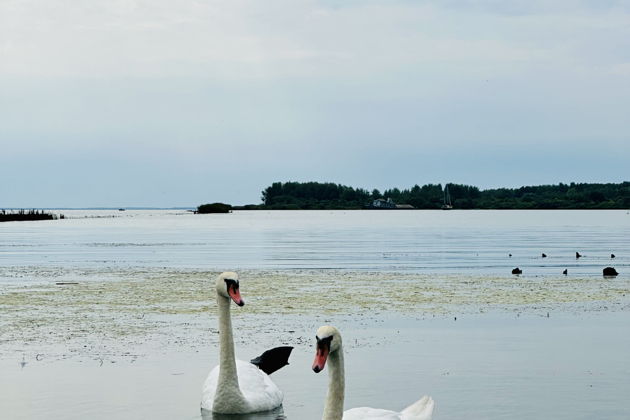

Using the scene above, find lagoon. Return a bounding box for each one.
[1,209,629,276]
[0,210,629,419]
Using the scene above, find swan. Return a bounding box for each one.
[201,272,293,414]
[312,326,434,420]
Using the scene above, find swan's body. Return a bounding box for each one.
[201,359,283,412]
[312,326,434,420]
[342,396,434,420]
[201,272,291,414]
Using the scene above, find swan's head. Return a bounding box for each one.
[215,271,244,306]
[312,325,341,373]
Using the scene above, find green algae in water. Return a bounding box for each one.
[1,267,629,361]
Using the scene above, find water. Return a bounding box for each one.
[1,210,628,276]
[1,210,629,419]
[2,313,629,420]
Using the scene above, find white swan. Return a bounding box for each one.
[201,272,293,414]
[312,326,435,420]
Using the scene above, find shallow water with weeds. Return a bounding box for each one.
[1,268,629,361]
[1,210,629,419]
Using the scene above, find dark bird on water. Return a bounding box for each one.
[542,253,547,258]
[611,254,616,258]
[563,269,568,275]
[512,267,522,275]
[509,253,512,257]
[603,267,619,277]
[576,252,582,258]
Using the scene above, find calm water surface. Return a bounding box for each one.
[1,210,628,276]
[2,313,629,420]
[1,210,629,419]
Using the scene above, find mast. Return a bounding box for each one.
[442,184,453,209]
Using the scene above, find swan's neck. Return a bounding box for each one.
[323,347,345,420]
[213,294,247,410]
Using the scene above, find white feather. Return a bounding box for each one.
[201,359,283,412]
[342,396,434,420]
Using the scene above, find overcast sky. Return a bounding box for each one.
[1,0,629,207]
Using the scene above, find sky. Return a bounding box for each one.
[1,0,629,207]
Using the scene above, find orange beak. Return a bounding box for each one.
[312,345,329,373]
[228,284,244,306]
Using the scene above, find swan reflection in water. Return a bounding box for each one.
[202,405,286,420]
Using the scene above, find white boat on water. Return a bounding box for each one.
[441,185,453,210]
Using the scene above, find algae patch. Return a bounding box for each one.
[1,267,629,361]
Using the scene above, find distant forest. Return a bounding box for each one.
[0,209,62,222]
[253,181,630,210]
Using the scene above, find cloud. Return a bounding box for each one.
[1,0,629,205]
[609,62,630,75]
[2,0,628,80]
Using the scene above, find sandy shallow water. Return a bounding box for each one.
[1,268,629,419]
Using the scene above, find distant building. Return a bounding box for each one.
[371,198,396,209]
[369,198,414,209]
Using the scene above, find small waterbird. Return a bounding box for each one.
[603,267,619,277]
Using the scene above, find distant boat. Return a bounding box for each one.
[118,208,125,212]
[441,185,453,210]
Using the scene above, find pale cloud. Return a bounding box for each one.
[2,0,628,79]
[609,62,630,75]
[1,0,629,206]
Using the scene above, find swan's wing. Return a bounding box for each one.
[342,396,434,420]
[201,361,283,412]
[201,365,221,411]
[343,407,401,420]
[236,360,284,412]
[250,346,293,375]
[401,395,434,420]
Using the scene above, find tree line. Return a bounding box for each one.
[255,181,630,210]
[0,209,62,222]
